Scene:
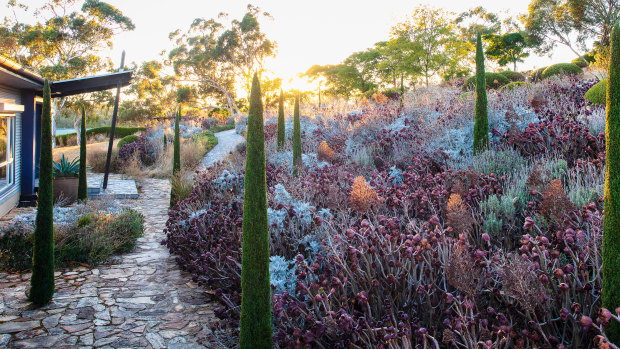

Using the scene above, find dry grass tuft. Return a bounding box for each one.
[446,194,474,234]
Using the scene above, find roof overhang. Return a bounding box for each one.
[0,56,133,98]
[0,66,44,91]
[47,70,133,98]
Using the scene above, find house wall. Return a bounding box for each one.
[0,85,22,217]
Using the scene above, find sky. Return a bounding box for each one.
[4,0,579,89]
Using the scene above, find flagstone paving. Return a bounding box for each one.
[0,178,221,348]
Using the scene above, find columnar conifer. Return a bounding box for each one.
[239,73,272,349]
[173,106,181,175]
[473,32,489,154]
[603,21,620,344]
[277,88,285,151]
[292,93,302,175]
[30,79,55,306]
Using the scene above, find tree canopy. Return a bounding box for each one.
[168,4,276,115]
[0,0,134,80]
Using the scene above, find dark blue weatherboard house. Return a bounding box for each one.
[0,56,132,217]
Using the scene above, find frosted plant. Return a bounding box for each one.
[274,184,293,205]
[234,115,247,134]
[389,166,404,185]
[270,255,297,294]
[212,170,244,194]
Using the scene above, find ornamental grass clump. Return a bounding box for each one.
[30,79,55,307]
[602,22,620,343]
[239,73,272,349]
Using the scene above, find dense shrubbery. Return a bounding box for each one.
[585,78,607,105]
[117,134,138,149]
[500,81,526,91]
[463,72,510,90]
[500,70,525,82]
[0,209,143,271]
[118,134,158,167]
[541,63,583,80]
[529,66,547,81]
[55,126,146,146]
[164,75,620,347]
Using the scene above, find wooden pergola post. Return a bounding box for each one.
[103,51,125,190]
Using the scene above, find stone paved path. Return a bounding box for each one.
[0,178,220,348]
[199,129,245,170]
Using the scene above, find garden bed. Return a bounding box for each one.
[164,75,618,347]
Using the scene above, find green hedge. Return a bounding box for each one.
[571,57,589,68]
[500,81,528,92]
[541,63,583,80]
[463,72,510,91]
[117,135,139,149]
[213,124,235,133]
[500,70,525,82]
[585,78,607,105]
[56,126,146,146]
[529,66,547,82]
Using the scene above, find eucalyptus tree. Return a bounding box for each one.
[120,60,177,121]
[0,0,134,139]
[169,5,276,116]
[521,0,589,61]
[391,5,461,87]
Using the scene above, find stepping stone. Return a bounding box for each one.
[0,320,40,334]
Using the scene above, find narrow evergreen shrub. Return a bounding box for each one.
[239,73,272,348]
[163,131,167,151]
[463,72,510,90]
[30,79,55,306]
[77,106,87,201]
[473,33,489,155]
[173,105,181,175]
[117,134,139,149]
[602,22,620,343]
[584,78,607,105]
[541,63,583,80]
[292,93,302,175]
[500,70,525,82]
[277,89,285,151]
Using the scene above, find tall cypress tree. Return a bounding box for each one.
[239,73,272,349]
[292,93,302,175]
[30,79,55,306]
[603,21,620,344]
[173,105,181,175]
[277,88,285,151]
[473,32,489,155]
[77,105,88,201]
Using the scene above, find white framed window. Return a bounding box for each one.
[0,114,15,192]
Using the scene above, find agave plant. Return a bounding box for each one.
[53,154,79,178]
